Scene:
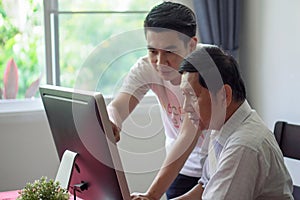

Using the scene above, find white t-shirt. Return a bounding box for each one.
[109,56,204,177]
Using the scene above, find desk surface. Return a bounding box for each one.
[0,190,81,200]
[0,190,20,200]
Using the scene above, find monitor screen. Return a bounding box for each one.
[39,85,130,200]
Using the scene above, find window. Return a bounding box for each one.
[0,0,162,101]
[44,0,162,97]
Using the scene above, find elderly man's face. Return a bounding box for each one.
[180,72,212,129]
[180,72,227,130]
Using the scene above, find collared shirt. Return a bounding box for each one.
[200,101,294,200]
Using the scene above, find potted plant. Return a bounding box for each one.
[17,176,70,200]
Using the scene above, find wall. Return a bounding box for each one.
[0,102,59,191]
[239,0,300,130]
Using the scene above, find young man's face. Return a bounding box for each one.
[146,30,196,83]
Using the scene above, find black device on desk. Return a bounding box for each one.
[40,85,130,200]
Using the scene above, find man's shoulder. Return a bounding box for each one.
[225,117,273,151]
[130,56,153,73]
[136,55,151,65]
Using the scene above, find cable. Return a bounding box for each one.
[72,182,89,200]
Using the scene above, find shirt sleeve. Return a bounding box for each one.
[202,145,264,200]
[119,57,152,101]
[107,57,153,127]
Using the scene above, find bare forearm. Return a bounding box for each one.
[147,117,201,199]
[108,92,139,127]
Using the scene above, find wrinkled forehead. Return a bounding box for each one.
[180,72,198,91]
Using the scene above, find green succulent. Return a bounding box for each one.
[17,176,70,200]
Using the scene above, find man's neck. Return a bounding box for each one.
[225,100,245,122]
[170,75,181,85]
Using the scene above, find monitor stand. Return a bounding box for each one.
[55,150,89,200]
[55,150,78,190]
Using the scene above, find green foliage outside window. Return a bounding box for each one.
[0,0,161,99]
[0,0,43,99]
[57,0,161,96]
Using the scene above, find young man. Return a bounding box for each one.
[108,2,204,199]
[174,45,294,199]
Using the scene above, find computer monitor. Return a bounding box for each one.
[39,85,130,200]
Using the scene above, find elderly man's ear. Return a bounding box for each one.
[219,84,232,107]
